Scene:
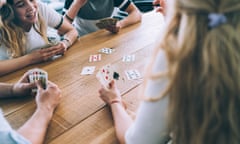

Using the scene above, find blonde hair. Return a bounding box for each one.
[145,0,240,143]
[0,1,48,58]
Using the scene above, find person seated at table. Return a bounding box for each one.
[0,71,61,144]
[0,0,78,76]
[62,0,142,36]
[98,0,240,143]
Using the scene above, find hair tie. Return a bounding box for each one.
[208,13,227,29]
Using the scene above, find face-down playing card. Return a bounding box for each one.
[96,64,120,88]
[96,17,118,29]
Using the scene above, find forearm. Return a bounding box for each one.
[62,27,78,47]
[110,103,133,144]
[17,108,53,144]
[0,55,32,76]
[120,5,142,28]
[0,83,13,98]
[65,0,87,22]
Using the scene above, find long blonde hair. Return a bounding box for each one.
[146,0,240,143]
[0,0,48,58]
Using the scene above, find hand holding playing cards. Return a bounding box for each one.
[11,72,36,97]
[28,44,65,64]
[105,22,121,33]
[35,81,61,116]
[99,80,121,105]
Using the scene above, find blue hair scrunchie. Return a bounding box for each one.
[208,13,227,29]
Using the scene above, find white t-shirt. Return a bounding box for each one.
[0,2,62,60]
[125,49,170,144]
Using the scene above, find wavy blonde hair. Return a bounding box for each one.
[0,0,48,58]
[145,0,240,143]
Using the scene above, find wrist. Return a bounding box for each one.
[9,84,14,97]
[61,38,72,51]
[36,106,54,121]
[110,99,127,109]
[64,14,74,23]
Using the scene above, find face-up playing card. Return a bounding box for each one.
[122,55,135,62]
[96,17,118,29]
[89,54,101,62]
[81,66,96,75]
[98,47,115,54]
[125,70,141,80]
[28,68,48,92]
[96,64,120,88]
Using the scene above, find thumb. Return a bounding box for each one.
[108,80,116,89]
[24,82,37,89]
[36,81,44,91]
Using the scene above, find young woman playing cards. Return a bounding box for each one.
[0,0,78,76]
[98,0,240,143]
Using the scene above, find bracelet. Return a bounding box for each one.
[62,38,72,50]
[64,14,74,22]
[110,99,127,109]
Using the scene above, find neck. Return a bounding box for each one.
[22,23,33,32]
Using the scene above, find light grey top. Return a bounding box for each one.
[125,49,170,144]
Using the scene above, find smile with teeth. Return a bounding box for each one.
[26,11,36,19]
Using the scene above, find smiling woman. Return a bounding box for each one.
[0,0,78,76]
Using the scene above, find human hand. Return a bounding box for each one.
[98,80,121,104]
[35,81,61,115]
[12,71,37,97]
[28,44,65,64]
[105,21,122,33]
[153,0,166,15]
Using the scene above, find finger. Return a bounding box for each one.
[108,80,115,89]
[22,82,37,90]
[18,71,31,83]
[36,80,44,91]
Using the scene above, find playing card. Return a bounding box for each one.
[96,17,118,29]
[89,54,101,62]
[28,68,48,91]
[125,70,141,80]
[96,64,120,88]
[81,66,96,75]
[122,55,135,62]
[98,47,115,54]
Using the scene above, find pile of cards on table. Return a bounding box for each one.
[96,17,118,29]
[28,68,48,90]
[96,64,120,88]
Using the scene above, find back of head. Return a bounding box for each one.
[161,0,240,143]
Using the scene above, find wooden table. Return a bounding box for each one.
[0,11,164,144]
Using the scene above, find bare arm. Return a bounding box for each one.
[17,81,61,144]
[63,0,87,23]
[99,80,133,144]
[57,19,78,49]
[0,47,66,76]
[0,83,13,98]
[110,103,133,144]
[0,55,32,76]
[0,72,36,98]
[106,2,142,33]
[117,3,142,28]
